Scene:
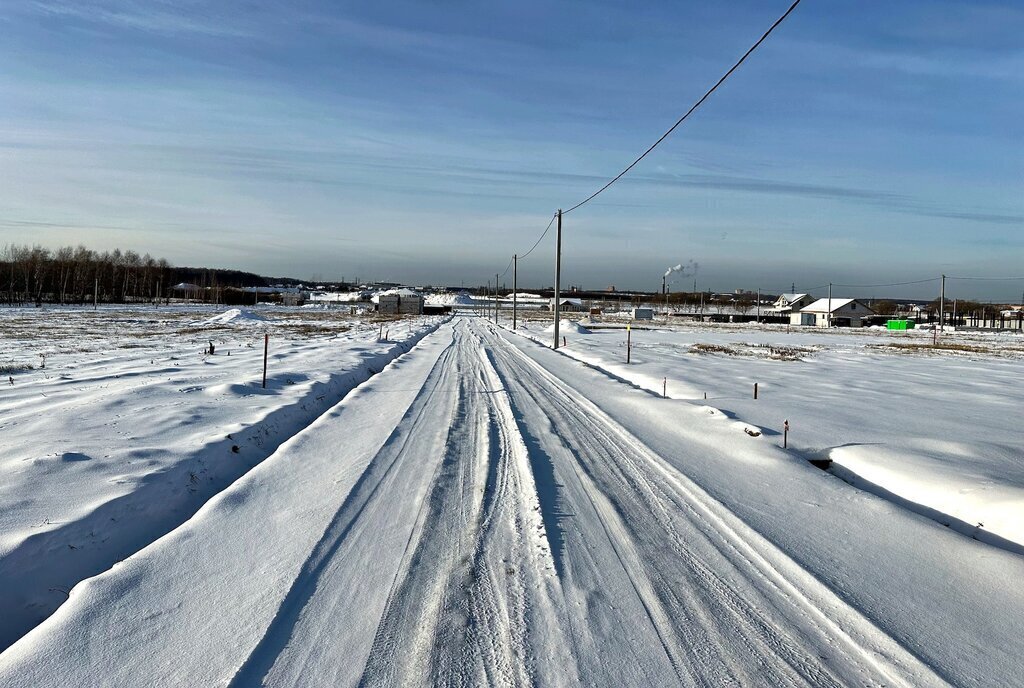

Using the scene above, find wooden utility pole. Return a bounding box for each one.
[553,209,562,349]
[495,272,499,324]
[827,283,832,328]
[939,274,946,333]
[513,254,518,330]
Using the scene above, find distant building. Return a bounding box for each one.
[280,290,308,307]
[549,298,584,312]
[770,293,814,314]
[792,298,875,327]
[374,288,424,315]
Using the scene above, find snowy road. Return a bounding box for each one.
[2,316,1016,685]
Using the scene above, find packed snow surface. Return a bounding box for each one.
[0,313,1022,686]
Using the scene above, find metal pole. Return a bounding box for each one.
[939,274,945,333]
[94,276,98,311]
[553,209,562,349]
[756,288,760,323]
[513,254,518,330]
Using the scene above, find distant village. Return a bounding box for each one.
[186,281,1024,332]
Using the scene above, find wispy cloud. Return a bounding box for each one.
[26,0,258,37]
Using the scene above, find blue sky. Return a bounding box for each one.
[1,0,1021,298]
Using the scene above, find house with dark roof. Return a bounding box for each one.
[792,298,875,327]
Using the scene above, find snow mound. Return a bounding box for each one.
[200,309,267,326]
[544,320,591,334]
[829,441,1024,549]
[425,292,476,306]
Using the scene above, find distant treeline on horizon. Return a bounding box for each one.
[0,243,306,306]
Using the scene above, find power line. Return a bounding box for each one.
[493,212,556,284]
[518,212,558,260]
[831,277,940,288]
[563,0,803,215]
[947,275,1024,281]
[498,255,514,278]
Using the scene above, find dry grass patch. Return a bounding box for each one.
[690,342,816,360]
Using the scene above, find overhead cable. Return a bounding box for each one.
[563,0,803,215]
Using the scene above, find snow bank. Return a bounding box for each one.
[199,308,267,326]
[829,441,1024,549]
[0,310,444,652]
[543,319,591,335]
[425,292,477,307]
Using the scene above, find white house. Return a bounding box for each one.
[792,298,875,327]
[770,293,814,314]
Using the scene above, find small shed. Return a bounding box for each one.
[549,298,584,313]
[792,298,875,327]
[281,291,307,307]
[374,288,424,315]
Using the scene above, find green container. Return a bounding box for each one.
[887,320,914,330]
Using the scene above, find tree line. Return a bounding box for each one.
[1,244,269,306]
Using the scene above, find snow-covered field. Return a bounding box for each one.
[1,312,1022,686]
[0,304,443,651]
[516,317,1024,552]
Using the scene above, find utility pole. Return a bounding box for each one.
[827,283,832,329]
[939,273,945,333]
[756,288,760,324]
[553,209,562,349]
[94,276,98,311]
[513,254,518,330]
[495,272,499,324]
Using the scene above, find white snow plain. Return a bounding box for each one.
[0,312,1021,686]
[519,317,1024,551]
[0,304,442,651]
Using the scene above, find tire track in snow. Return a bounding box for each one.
[359,323,574,687]
[227,331,462,687]
[481,321,945,687]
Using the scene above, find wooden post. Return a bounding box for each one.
[378,323,383,342]
[784,419,789,448]
[626,324,631,363]
[562,336,566,348]
[754,382,758,400]
[262,334,269,389]
[662,378,667,398]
